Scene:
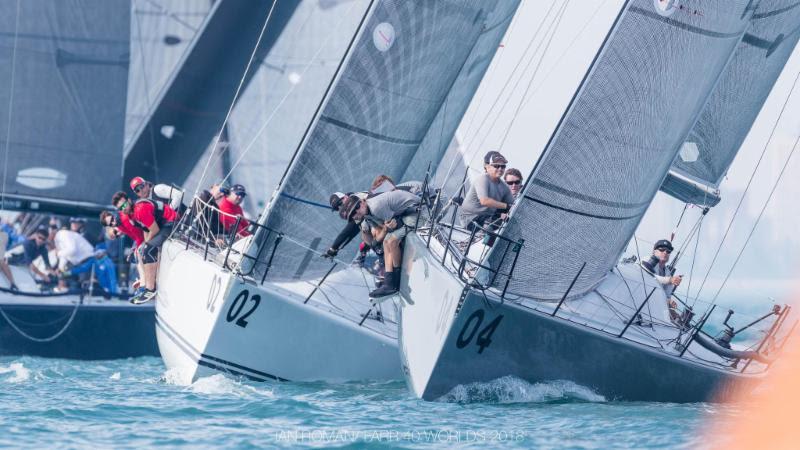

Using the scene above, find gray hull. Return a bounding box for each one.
[404,290,749,402]
[398,234,761,402]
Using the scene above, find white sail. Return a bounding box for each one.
[249,0,508,282]
[488,0,755,300]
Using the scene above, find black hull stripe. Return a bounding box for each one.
[155,314,287,382]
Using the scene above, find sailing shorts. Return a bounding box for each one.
[385,215,416,241]
[140,222,174,264]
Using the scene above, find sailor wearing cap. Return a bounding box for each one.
[642,239,682,290]
[218,184,251,237]
[459,151,515,231]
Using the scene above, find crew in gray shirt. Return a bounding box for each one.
[460,151,514,229]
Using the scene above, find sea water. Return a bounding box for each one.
[0,356,742,449]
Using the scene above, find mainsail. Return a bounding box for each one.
[250,0,501,282]
[662,0,800,205]
[402,1,521,182]
[0,0,130,209]
[490,0,754,300]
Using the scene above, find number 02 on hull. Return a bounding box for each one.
[156,239,402,383]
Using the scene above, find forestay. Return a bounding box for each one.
[665,0,800,202]
[249,0,494,282]
[490,0,754,301]
[0,0,130,206]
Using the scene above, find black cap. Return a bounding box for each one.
[329,192,346,211]
[653,239,673,251]
[340,195,362,221]
[484,151,508,165]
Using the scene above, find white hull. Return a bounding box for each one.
[156,239,402,382]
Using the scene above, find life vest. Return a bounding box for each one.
[133,198,167,231]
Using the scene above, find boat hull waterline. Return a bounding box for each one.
[156,239,402,383]
[398,235,758,402]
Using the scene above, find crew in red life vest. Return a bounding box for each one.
[128,176,179,304]
[218,184,251,237]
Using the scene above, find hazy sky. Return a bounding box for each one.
[452,0,800,313]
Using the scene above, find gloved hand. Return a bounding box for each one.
[321,247,338,259]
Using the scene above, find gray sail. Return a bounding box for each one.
[664,0,800,203]
[489,0,754,301]
[402,0,521,182]
[251,0,493,282]
[125,0,213,148]
[224,0,373,212]
[0,0,130,207]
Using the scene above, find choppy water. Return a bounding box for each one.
[0,356,740,449]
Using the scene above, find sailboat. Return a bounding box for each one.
[0,0,159,359]
[397,0,798,402]
[155,0,522,382]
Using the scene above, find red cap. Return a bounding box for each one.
[129,176,146,191]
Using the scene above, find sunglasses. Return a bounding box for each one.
[491,164,506,170]
[133,184,145,193]
[116,200,129,211]
[234,192,246,198]
[505,179,521,186]
[656,247,672,254]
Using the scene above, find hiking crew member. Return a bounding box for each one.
[128,181,178,304]
[460,151,514,231]
[129,176,185,214]
[218,184,251,238]
[324,191,371,264]
[104,195,146,294]
[504,168,524,199]
[342,189,420,298]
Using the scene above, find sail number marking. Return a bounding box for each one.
[455,309,503,354]
[226,289,261,328]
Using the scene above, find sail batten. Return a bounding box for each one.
[249,0,518,282]
[488,0,753,301]
[0,0,130,207]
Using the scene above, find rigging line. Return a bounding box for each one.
[194,0,279,197]
[686,217,702,308]
[133,0,160,182]
[218,0,364,188]
[0,0,21,212]
[437,0,561,195]
[457,2,522,142]
[496,0,571,151]
[710,131,799,306]
[518,0,612,111]
[461,0,560,152]
[632,235,654,321]
[695,68,800,301]
[671,203,689,241]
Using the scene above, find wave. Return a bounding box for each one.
[0,362,31,383]
[438,376,606,404]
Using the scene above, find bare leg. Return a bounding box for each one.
[143,263,157,290]
[383,236,401,272]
